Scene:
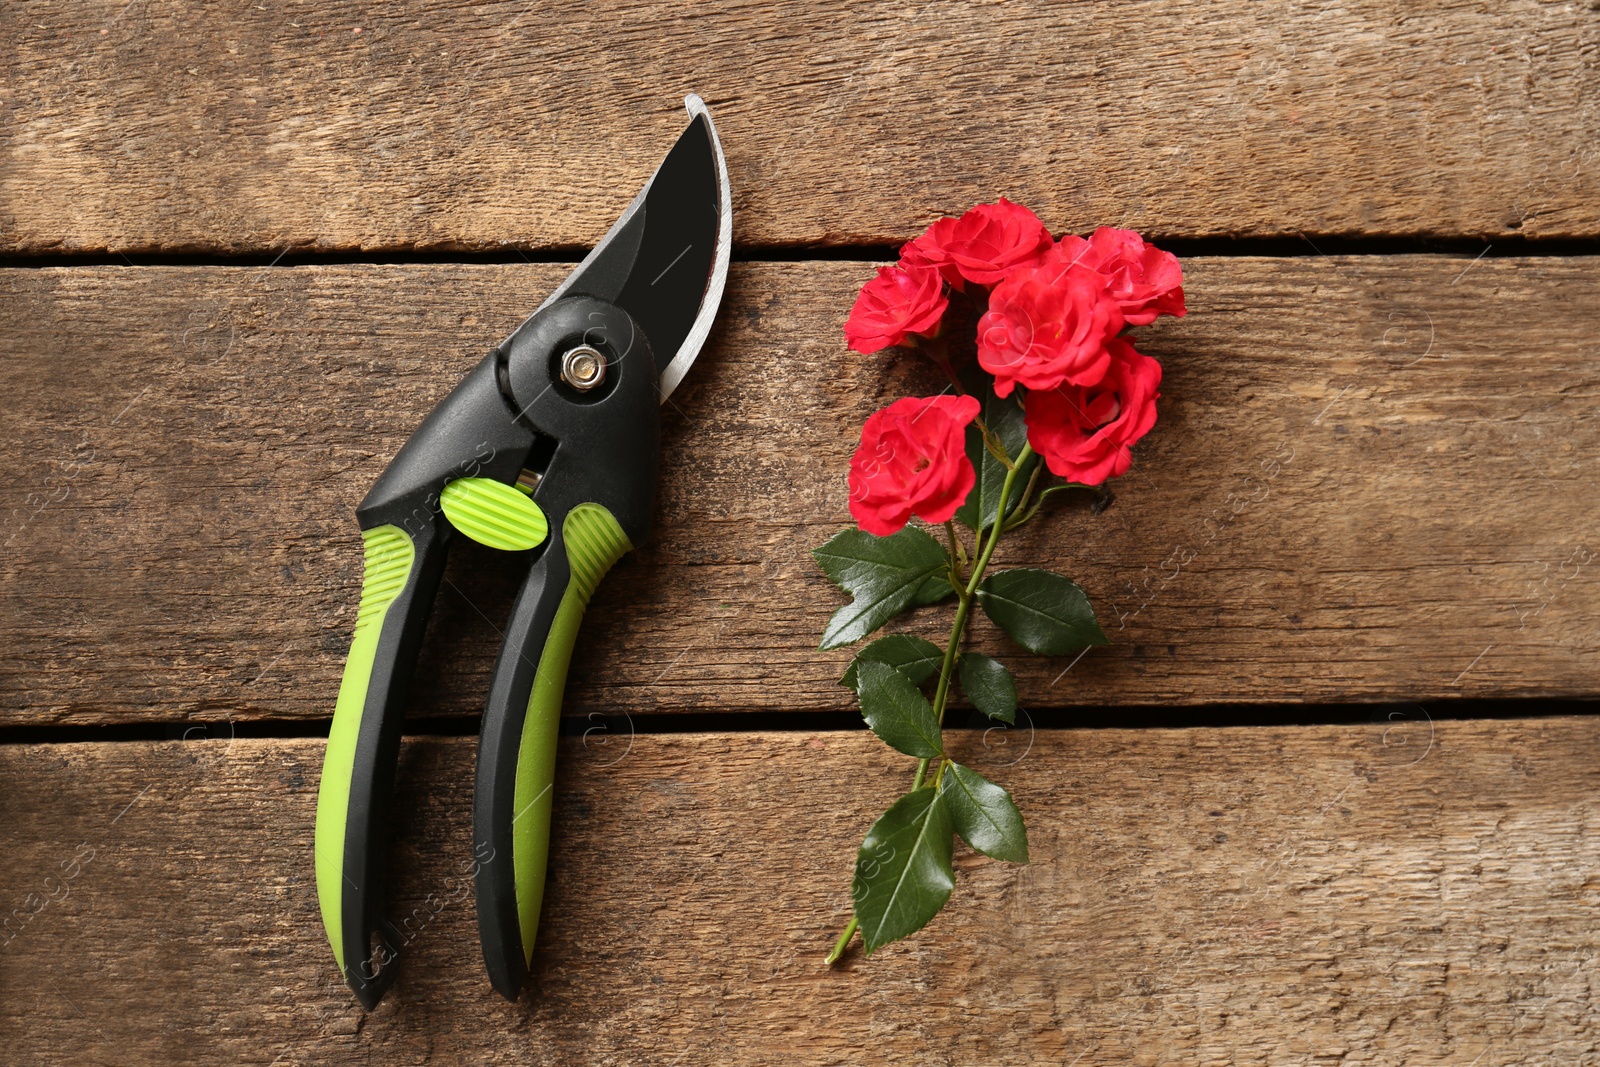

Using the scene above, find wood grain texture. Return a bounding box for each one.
[2,718,1598,1064]
[1,258,1597,725]
[3,1,1598,254]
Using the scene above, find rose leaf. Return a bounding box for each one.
[976,568,1109,655]
[854,660,944,759]
[840,634,945,691]
[813,526,949,649]
[940,762,1030,864]
[851,787,956,953]
[956,652,1017,724]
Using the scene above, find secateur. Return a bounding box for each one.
[315,95,731,1008]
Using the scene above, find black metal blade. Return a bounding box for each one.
[609,116,718,380]
[519,98,729,398]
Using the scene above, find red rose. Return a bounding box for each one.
[848,394,981,536]
[1023,337,1161,485]
[843,261,949,354]
[902,198,1054,288]
[976,251,1124,397]
[1058,227,1186,326]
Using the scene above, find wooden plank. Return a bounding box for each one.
[1,258,1597,725]
[2,718,1598,1063]
[3,1,1598,254]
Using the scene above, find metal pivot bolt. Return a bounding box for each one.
[559,345,607,391]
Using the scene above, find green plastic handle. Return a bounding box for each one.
[515,503,633,953]
[475,502,632,998]
[315,523,443,1008]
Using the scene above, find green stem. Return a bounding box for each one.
[944,520,968,571]
[826,917,859,965]
[911,758,930,791]
[931,593,974,725]
[1003,460,1046,532]
[912,591,970,791]
[828,445,1036,964]
[965,444,1033,607]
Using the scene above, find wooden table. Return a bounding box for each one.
[2,3,1596,1063]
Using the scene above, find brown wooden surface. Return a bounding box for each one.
[2,717,1598,1064]
[3,1,1599,254]
[2,257,1596,726]
[5,1,1599,1060]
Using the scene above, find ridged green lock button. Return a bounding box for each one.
[440,477,548,551]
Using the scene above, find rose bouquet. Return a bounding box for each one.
[817,199,1186,960]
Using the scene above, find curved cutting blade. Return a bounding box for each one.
[518,94,732,403]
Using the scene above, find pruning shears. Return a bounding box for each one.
[315,95,731,1008]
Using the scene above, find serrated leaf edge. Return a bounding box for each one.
[841,634,945,690]
[942,762,1029,864]
[856,661,944,759]
[977,569,1109,653]
[858,789,955,953]
[957,651,1017,724]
